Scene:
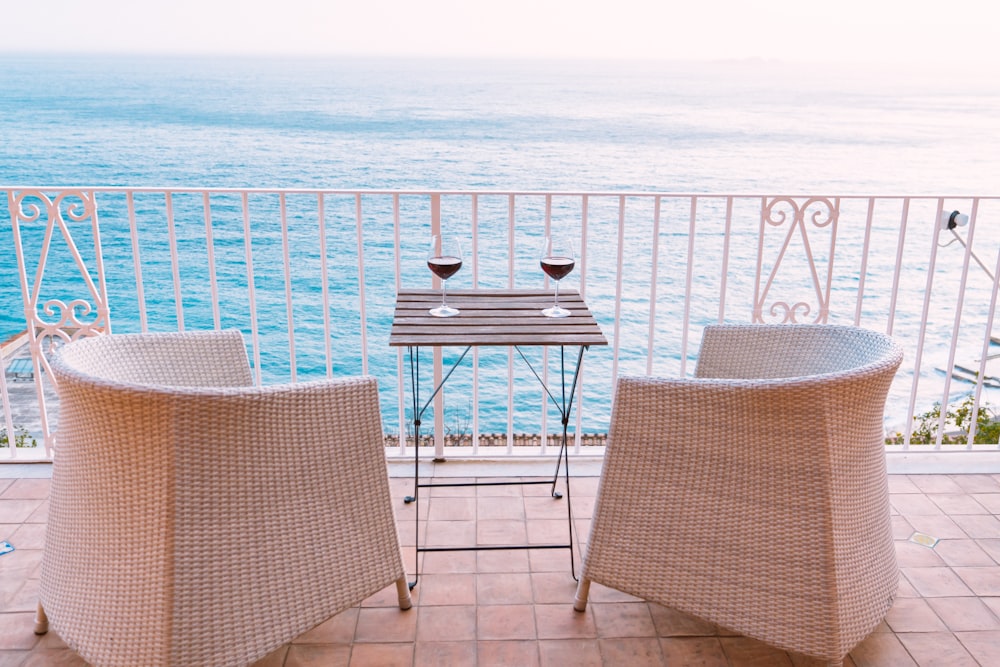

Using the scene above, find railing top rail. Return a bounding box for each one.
[4,187,1000,199]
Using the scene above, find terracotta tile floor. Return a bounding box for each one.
[4,468,1000,666]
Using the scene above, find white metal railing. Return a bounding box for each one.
[2,188,999,463]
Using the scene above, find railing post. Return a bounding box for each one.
[430,194,445,460]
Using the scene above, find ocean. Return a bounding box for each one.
[2,55,999,434]
[3,55,998,194]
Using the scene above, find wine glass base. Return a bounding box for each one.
[429,305,460,317]
[541,305,571,318]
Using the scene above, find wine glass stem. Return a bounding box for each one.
[442,280,448,308]
[553,280,560,308]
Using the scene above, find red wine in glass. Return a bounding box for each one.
[428,256,463,280]
[428,235,462,317]
[540,236,575,318]
[540,256,575,281]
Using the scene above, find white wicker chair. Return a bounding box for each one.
[574,324,903,666]
[36,330,411,667]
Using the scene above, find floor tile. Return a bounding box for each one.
[534,603,597,639]
[935,539,996,567]
[413,640,476,666]
[660,636,729,666]
[477,604,537,640]
[590,601,656,638]
[354,606,417,643]
[0,612,39,650]
[0,499,43,524]
[955,629,1000,665]
[888,477,922,494]
[892,494,946,516]
[849,631,917,666]
[423,519,476,547]
[537,638,602,667]
[909,475,966,494]
[293,608,358,644]
[598,637,664,665]
[929,494,989,515]
[415,604,476,642]
[952,475,1000,493]
[902,567,974,597]
[477,571,532,605]
[884,598,949,633]
[347,642,412,666]
[926,596,1000,631]
[895,540,945,567]
[477,548,530,573]
[477,639,540,667]
[412,573,476,606]
[954,566,1000,596]
[895,631,979,666]
[953,514,1000,539]
[478,495,525,520]
[530,571,578,605]
[427,496,475,521]
[905,515,968,539]
[477,518,528,545]
[0,479,50,500]
[648,603,717,636]
[717,636,794,665]
[972,494,1000,514]
[420,549,476,574]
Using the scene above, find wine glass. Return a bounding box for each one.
[539,235,575,318]
[427,235,462,317]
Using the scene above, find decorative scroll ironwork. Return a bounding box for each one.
[753,196,839,324]
[7,189,110,454]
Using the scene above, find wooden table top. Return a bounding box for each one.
[389,289,608,347]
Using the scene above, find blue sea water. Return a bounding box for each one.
[2,55,999,433]
[3,55,998,194]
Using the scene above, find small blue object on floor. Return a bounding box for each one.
[0,540,14,556]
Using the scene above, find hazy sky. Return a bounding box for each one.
[3,0,996,70]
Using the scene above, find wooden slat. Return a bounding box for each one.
[389,289,607,347]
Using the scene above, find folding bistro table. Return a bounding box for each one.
[389,288,607,588]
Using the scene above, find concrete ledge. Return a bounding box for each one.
[887,449,1000,474]
[8,451,1000,478]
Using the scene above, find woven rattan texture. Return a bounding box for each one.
[41,330,409,667]
[577,324,903,665]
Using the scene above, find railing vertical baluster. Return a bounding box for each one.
[574,193,589,451]
[717,196,733,324]
[855,197,876,326]
[506,193,515,454]
[679,196,698,376]
[912,199,946,450]
[610,196,625,387]
[126,191,148,332]
[240,191,262,385]
[887,198,910,338]
[202,191,221,330]
[941,198,980,449]
[429,193,443,459]
[962,198,990,447]
[356,193,370,378]
[645,196,661,376]
[393,194,406,454]
[164,192,184,331]
[970,201,1000,448]
[279,193,296,382]
[471,193,480,455]
[541,194,551,455]
[318,193,333,378]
